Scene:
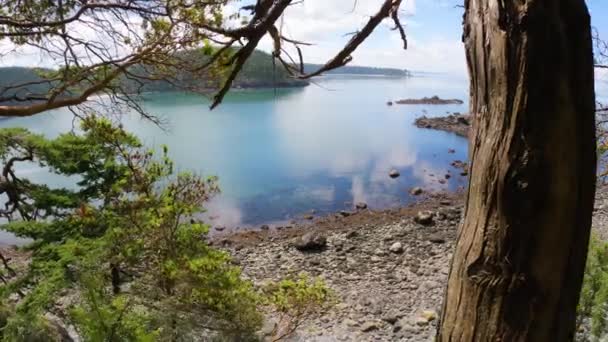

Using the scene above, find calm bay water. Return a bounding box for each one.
[0,74,470,238]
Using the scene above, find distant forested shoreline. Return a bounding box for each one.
[0,50,410,105]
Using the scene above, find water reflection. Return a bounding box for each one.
[0,75,470,233]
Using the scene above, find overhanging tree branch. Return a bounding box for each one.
[1,0,409,116]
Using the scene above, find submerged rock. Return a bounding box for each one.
[410,187,424,196]
[355,202,368,210]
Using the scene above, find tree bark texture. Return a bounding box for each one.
[438,0,596,340]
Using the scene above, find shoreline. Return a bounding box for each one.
[212,190,465,248]
[222,191,466,341]
[4,112,608,340]
[221,183,608,341]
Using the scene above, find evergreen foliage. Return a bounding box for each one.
[0,116,257,339]
[579,236,608,340]
[0,116,331,341]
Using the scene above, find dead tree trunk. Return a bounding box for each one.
[438,0,596,340]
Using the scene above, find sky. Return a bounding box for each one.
[1,0,607,78]
[249,0,608,77]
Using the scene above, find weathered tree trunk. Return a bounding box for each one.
[438,0,596,340]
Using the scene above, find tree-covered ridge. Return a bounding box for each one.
[0,50,411,103]
[303,64,410,77]
[0,67,57,105]
[0,50,306,103]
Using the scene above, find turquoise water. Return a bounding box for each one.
[0,74,470,236]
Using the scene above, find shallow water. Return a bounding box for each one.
[1,74,471,238]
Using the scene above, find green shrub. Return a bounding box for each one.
[70,274,159,342]
[3,314,67,342]
[0,116,262,340]
[263,274,335,341]
[0,116,335,341]
[579,235,608,340]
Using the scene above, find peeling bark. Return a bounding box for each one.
[438,0,596,340]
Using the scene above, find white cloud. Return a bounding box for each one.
[353,37,466,74]
[0,11,143,68]
[2,0,467,75]
[246,0,466,74]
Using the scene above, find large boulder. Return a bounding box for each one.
[294,232,327,252]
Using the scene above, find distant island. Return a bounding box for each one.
[0,50,410,104]
[395,96,464,105]
[303,64,410,77]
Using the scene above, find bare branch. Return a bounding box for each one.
[1,0,409,116]
[294,0,405,79]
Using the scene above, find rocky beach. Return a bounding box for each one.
[1,112,603,341]
[214,111,607,341]
[216,184,608,341]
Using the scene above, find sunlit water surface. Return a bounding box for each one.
[1,74,475,243]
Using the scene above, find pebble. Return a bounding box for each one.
[389,242,404,254]
[361,321,380,332]
[428,233,446,244]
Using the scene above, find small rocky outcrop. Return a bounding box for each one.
[450,160,469,172]
[414,114,471,137]
[395,96,464,105]
[389,169,400,179]
[293,232,327,252]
